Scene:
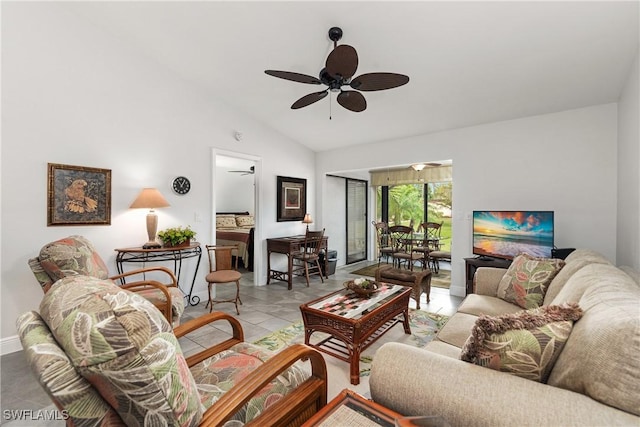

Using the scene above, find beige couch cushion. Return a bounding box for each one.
[619,265,640,285]
[458,294,524,317]
[424,340,461,358]
[435,312,478,348]
[544,249,611,305]
[547,264,640,416]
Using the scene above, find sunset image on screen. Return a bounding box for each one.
[473,211,554,259]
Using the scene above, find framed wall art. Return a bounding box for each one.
[277,175,306,222]
[47,163,112,226]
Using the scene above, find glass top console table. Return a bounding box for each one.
[114,242,202,306]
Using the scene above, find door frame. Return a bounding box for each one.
[212,148,262,288]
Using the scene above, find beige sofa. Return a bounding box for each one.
[370,249,640,426]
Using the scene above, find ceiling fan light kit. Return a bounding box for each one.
[265,27,409,113]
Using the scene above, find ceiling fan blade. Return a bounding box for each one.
[337,90,366,112]
[350,72,410,91]
[265,70,321,85]
[326,45,358,79]
[291,90,328,109]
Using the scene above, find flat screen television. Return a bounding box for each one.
[473,211,554,260]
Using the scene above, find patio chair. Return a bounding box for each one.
[28,235,184,326]
[373,221,394,265]
[389,225,422,271]
[16,275,327,426]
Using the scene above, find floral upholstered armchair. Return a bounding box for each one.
[28,235,184,326]
[17,276,328,426]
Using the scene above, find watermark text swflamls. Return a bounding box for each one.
[3,409,69,421]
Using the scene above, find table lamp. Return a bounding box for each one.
[302,213,313,232]
[130,188,170,248]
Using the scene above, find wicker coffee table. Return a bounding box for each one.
[300,284,411,385]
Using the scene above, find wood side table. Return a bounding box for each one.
[302,389,403,427]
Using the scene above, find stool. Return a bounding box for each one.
[429,251,451,274]
[375,264,432,309]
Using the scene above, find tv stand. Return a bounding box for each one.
[476,255,495,261]
[464,257,512,295]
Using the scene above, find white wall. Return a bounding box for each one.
[617,51,640,269]
[317,104,620,297]
[215,165,255,214]
[1,3,316,349]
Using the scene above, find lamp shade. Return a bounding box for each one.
[130,188,170,209]
[302,213,313,224]
[411,163,426,172]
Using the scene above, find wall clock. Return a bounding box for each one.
[172,176,191,195]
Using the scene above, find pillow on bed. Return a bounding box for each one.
[236,215,254,228]
[216,215,237,229]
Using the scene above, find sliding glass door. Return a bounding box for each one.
[346,178,367,264]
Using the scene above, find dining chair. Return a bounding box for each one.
[412,221,443,270]
[388,225,422,271]
[205,245,243,315]
[28,235,183,326]
[292,229,325,286]
[372,221,394,265]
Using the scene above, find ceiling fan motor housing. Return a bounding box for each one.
[328,27,343,42]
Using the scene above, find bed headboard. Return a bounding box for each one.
[216,211,250,216]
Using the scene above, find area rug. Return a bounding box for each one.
[253,309,449,399]
[349,264,451,289]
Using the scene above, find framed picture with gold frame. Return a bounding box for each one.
[47,163,112,226]
[277,176,306,222]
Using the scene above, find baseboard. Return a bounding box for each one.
[1,335,23,356]
[449,284,466,298]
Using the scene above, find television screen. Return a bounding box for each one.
[473,211,554,260]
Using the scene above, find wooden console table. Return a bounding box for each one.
[266,235,328,290]
[464,257,511,295]
[114,243,202,306]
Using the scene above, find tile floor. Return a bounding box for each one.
[0,260,461,425]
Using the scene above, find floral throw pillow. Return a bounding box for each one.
[460,303,583,383]
[497,253,565,309]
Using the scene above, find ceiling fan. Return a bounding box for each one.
[229,165,255,176]
[265,27,409,113]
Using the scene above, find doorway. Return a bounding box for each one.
[213,149,261,287]
[346,178,368,264]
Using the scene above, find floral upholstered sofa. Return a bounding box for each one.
[370,249,640,426]
[17,275,327,426]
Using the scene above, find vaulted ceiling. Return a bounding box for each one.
[64,1,638,152]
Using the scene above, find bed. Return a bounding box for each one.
[215,212,254,271]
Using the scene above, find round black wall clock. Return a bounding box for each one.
[172,176,191,195]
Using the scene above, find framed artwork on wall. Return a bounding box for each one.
[277,175,306,222]
[47,163,112,226]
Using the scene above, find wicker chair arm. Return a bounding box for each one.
[174,312,245,366]
[200,343,327,426]
[120,280,173,324]
[109,266,178,287]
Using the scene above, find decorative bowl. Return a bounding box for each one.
[343,280,379,297]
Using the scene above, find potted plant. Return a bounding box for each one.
[157,226,196,248]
